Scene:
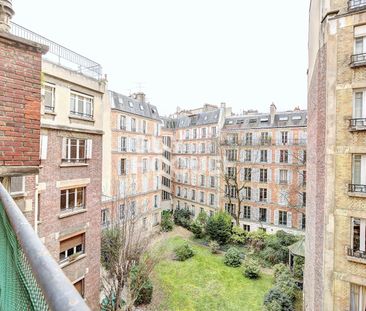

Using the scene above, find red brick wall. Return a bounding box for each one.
[0,35,42,167]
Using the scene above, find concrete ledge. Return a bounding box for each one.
[0,31,48,54]
[346,255,366,265]
[348,191,366,198]
[41,123,104,135]
[0,166,39,177]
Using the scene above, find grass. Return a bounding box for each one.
[151,236,273,311]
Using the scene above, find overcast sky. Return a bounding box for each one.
[13,0,309,116]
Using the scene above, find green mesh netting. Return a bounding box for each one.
[0,202,49,311]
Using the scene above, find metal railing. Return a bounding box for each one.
[349,183,366,193]
[347,247,366,260]
[349,118,366,130]
[351,53,366,66]
[348,0,366,10]
[10,22,103,80]
[0,182,89,311]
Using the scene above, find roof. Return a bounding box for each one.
[223,110,307,130]
[288,238,305,257]
[163,109,221,129]
[109,91,160,121]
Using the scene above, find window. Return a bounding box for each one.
[120,158,127,175]
[130,138,136,152]
[200,175,205,187]
[155,158,159,171]
[260,169,268,183]
[63,138,87,163]
[200,191,204,203]
[302,192,306,206]
[142,120,147,133]
[281,131,288,144]
[260,150,268,162]
[301,213,306,230]
[201,128,207,138]
[279,211,287,226]
[244,168,252,181]
[226,149,238,161]
[130,201,136,217]
[279,169,288,184]
[70,92,93,118]
[245,133,252,145]
[162,190,171,201]
[211,127,217,137]
[101,209,109,226]
[43,83,55,112]
[201,143,205,153]
[144,140,148,152]
[225,203,235,214]
[10,176,25,195]
[351,218,366,255]
[280,150,288,163]
[259,188,267,202]
[120,137,127,152]
[243,224,250,232]
[301,170,307,186]
[210,194,215,206]
[353,154,366,187]
[243,206,251,219]
[143,158,148,173]
[193,129,197,139]
[227,167,236,178]
[243,187,251,200]
[191,189,196,201]
[73,279,85,298]
[354,29,366,64]
[120,115,126,130]
[210,176,216,188]
[60,187,85,212]
[59,233,85,262]
[245,150,251,162]
[259,208,267,222]
[185,130,190,139]
[119,204,125,220]
[260,132,269,144]
[154,195,158,208]
[225,185,237,198]
[131,118,136,132]
[353,91,366,123]
[350,283,366,311]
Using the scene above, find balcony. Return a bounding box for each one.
[348,183,366,196]
[349,118,366,131]
[347,247,366,264]
[348,0,366,11]
[10,22,103,80]
[0,182,89,311]
[351,53,366,67]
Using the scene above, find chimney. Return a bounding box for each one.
[270,102,277,123]
[134,92,145,103]
[220,102,226,109]
[0,0,14,32]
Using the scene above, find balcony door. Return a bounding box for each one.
[352,218,366,253]
[352,155,366,186]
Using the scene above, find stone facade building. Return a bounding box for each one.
[220,105,307,233]
[102,91,164,231]
[306,0,366,310]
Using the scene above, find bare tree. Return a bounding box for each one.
[101,180,160,311]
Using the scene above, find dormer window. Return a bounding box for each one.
[292,116,302,120]
[128,101,134,108]
[279,116,289,121]
[140,104,144,111]
[260,117,269,122]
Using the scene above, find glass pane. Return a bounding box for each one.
[354,155,362,184]
[70,139,77,160]
[67,248,75,257]
[68,189,75,209]
[78,97,84,114]
[76,188,84,207]
[60,190,67,210]
[70,94,76,112]
[79,140,85,159]
[356,38,364,54]
[353,219,361,251]
[355,92,363,118]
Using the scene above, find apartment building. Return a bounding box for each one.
[103,91,164,231]
[166,104,229,216]
[220,104,307,234]
[306,0,366,310]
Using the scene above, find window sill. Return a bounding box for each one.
[59,209,87,219]
[59,253,86,268]
[69,115,95,123]
[346,255,366,265]
[348,191,366,198]
[44,110,56,116]
[60,162,89,168]
[10,192,26,199]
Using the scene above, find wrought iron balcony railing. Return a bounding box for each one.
[347,247,366,260]
[348,183,366,193]
[10,22,103,80]
[0,182,89,311]
[348,0,366,11]
[351,53,366,67]
[349,118,366,130]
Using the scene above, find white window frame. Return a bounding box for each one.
[70,91,94,118]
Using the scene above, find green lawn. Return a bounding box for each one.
[152,236,273,311]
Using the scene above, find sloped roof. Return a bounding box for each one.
[109,90,160,120]
[163,109,221,129]
[288,237,305,257]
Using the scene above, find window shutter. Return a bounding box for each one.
[126,117,131,131]
[288,150,292,164]
[267,189,272,204]
[288,170,293,183]
[298,213,303,229]
[274,210,279,225]
[275,169,280,184]
[240,150,244,162]
[361,155,366,185]
[127,138,131,152]
[118,159,121,175]
[40,135,48,160]
[118,137,121,152]
[268,168,272,183]
[267,209,272,224]
[86,139,92,159]
[126,159,129,175]
[61,137,67,159]
[253,207,259,221]
[275,151,279,163]
[132,158,137,173]
[119,180,125,198]
[268,150,272,163]
[287,212,292,228]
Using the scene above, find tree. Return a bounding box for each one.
[206,211,232,245]
[101,183,160,311]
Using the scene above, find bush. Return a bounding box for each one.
[263,287,293,311]
[173,208,192,229]
[206,212,232,245]
[263,300,282,311]
[243,259,260,279]
[246,229,268,251]
[209,240,220,254]
[273,263,289,279]
[293,256,305,280]
[224,247,242,267]
[190,220,205,239]
[197,210,208,225]
[230,226,247,245]
[160,211,174,232]
[130,265,153,306]
[174,243,194,261]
